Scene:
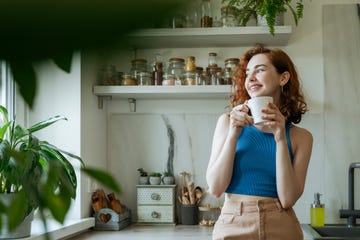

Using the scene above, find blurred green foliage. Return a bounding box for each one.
[0,0,184,107]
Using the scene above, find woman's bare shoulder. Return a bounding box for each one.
[290,124,313,143]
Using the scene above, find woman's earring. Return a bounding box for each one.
[281,85,284,93]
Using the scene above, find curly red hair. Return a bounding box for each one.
[229,45,308,124]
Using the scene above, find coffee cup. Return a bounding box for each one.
[247,96,273,125]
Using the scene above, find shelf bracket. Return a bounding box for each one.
[128,98,136,112]
[97,96,112,109]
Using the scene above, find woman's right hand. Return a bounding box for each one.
[228,103,253,137]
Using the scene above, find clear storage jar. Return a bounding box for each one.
[130,59,148,81]
[138,71,153,85]
[183,72,196,85]
[162,73,175,86]
[167,58,185,84]
[225,58,240,74]
[121,74,137,86]
[221,5,238,27]
[100,65,118,85]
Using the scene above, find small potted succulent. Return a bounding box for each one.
[149,172,162,185]
[137,168,149,185]
[162,171,175,185]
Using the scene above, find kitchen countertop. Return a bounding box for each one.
[64,222,321,240]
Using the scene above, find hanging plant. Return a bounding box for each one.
[222,0,304,36]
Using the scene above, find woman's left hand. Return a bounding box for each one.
[261,102,286,142]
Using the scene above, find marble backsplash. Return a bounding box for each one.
[108,113,222,220]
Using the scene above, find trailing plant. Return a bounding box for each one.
[222,0,304,36]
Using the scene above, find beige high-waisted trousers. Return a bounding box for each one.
[212,194,303,240]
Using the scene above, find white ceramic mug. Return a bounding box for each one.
[247,96,273,125]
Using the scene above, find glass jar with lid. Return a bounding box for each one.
[121,74,137,86]
[138,71,153,85]
[100,65,118,85]
[200,0,212,27]
[224,67,233,85]
[184,56,196,72]
[167,58,185,85]
[221,5,238,27]
[207,66,222,85]
[183,72,196,85]
[199,72,210,85]
[162,73,175,86]
[208,52,218,67]
[130,59,148,82]
[225,58,240,74]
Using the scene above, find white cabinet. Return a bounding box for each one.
[137,185,177,225]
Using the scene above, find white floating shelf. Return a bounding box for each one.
[126,26,292,48]
[93,85,231,100]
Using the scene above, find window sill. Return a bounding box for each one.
[24,218,94,240]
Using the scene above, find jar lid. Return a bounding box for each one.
[225,58,240,63]
[169,57,185,62]
[209,52,217,56]
[206,66,222,73]
[123,74,136,79]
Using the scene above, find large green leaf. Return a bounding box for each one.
[28,115,67,134]
[8,191,28,231]
[8,61,36,109]
[40,141,84,166]
[52,51,74,73]
[82,167,121,194]
[41,164,72,223]
[0,0,185,108]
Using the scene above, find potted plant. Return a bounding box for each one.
[162,171,175,185]
[222,0,304,36]
[149,172,162,185]
[137,168,149,185]
[0,105,120,239]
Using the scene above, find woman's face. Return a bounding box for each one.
[245,53,283,99]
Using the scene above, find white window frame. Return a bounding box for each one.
[1,61,15,118]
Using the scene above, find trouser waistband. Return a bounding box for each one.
[222,195,283,215]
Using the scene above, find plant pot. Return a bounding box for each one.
[138,176,149,185]
[162,176,175,185]
[0,193,34,239]
[181,204,199,225]
[149,176,161,185]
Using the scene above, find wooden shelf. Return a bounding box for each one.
[126,26,292,48]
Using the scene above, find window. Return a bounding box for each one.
[0,61,15,118]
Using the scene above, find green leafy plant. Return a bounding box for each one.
[162,171,173,177]
[149,172,162,177]
[222,0,304,36]
[137,168,148,177]
[0,105,120,238]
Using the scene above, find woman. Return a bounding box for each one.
[206,45,313,240]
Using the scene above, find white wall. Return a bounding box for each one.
[25,52,82,219]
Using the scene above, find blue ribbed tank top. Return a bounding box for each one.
[225,122,294,198]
